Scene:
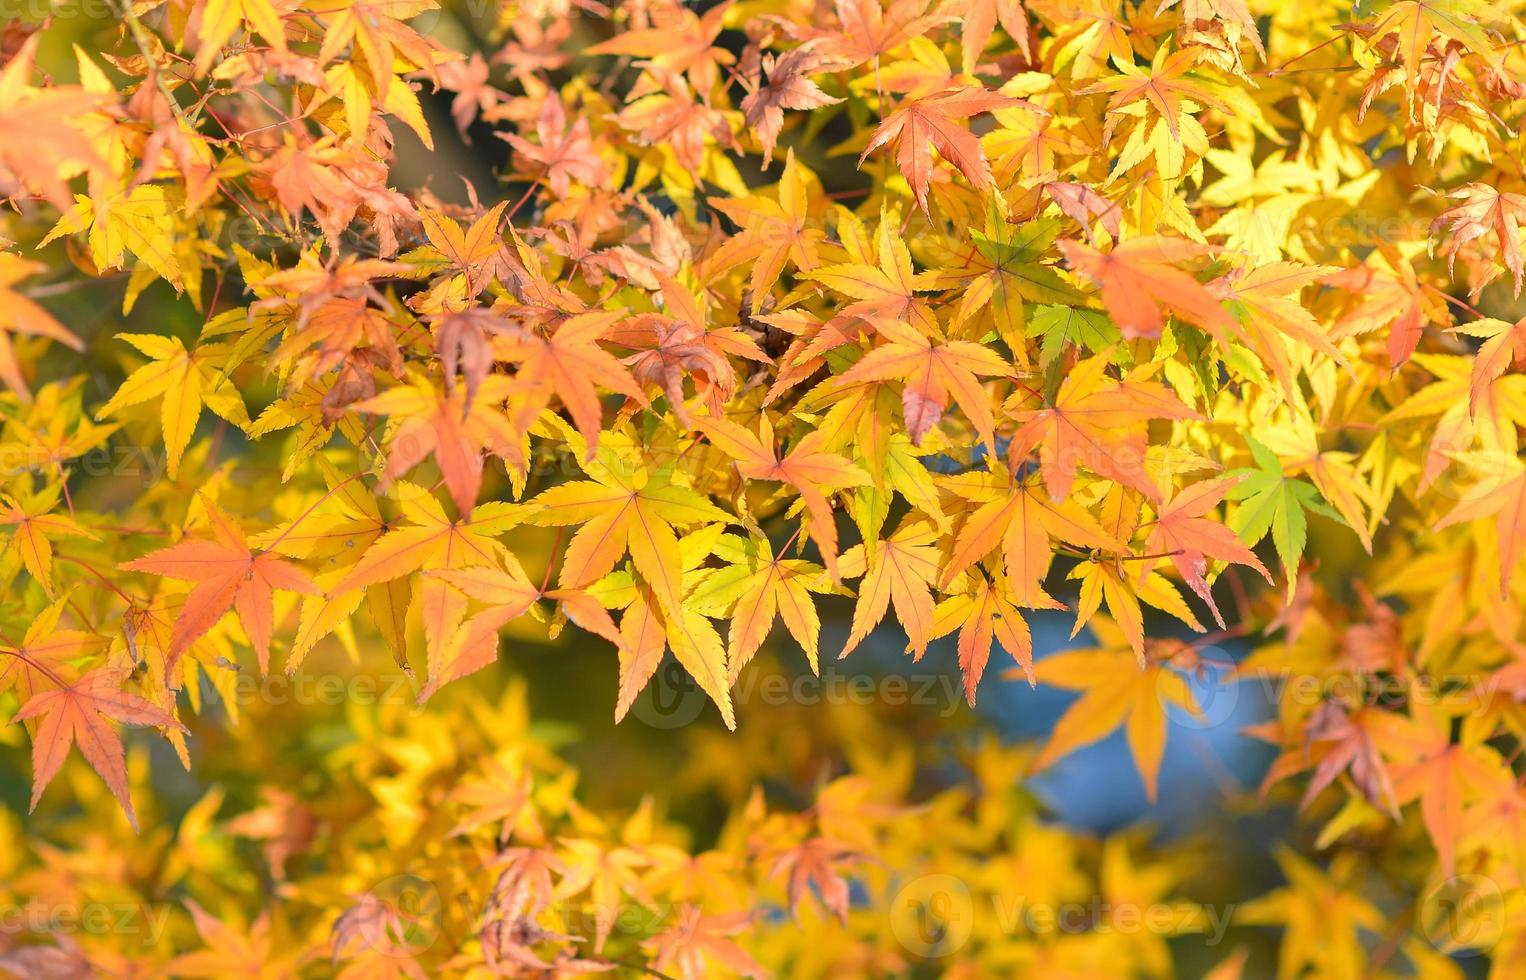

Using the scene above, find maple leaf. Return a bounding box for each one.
[249,457,410,670]
[1226,439,1345,597]
[1045,181,1123,245]
[14,667,180,830]
[311,0,449,95]
[1367,701,1510,874]
[1083,45,1230,145]
[1067,555,1204,664]
[500,96,608,198]
[191,0,289,74]
[1163,0,1265,71]
[740,41,843,166]
[354,372,520,515]
[945,210,1079,363]
[170,901,299,977]
[0,254,84,400]
[1434,450,1526,594]
[94,333,250,480]
[499,309,648,456]
[1236,850,1383,980]
[0,34,106,209]
[1027,620,1202,801]
[332,484,525,679]
[614,276,768,424]
[938,0,1032,74]
[836,316,1011,451]
[435,52,506,136]
[615,571,738,730]
[42,184,186,291]
[644,906,766,980]
[860,85,1020,214]
[696,415,871,579]
[931,570,1033,702]
[1211,261,1347,400]
[1026,304,1122,368]
[414,200,510,296]
[331,892,432,974]
[803,217,939,330]
[1368,0,1504,91]
[424,560,540,701]
[1456,314,1526,414]
[528,453,731,617]
[588,2,735,95]
[685,532,835,679]
[446,755,536,839]
[1258,701,1400,817]
[940,467,1123,607]
[429,560,621,704]
[0,484,96,595]
[770,837,861,924]
[1324,250,1442,370]
[1059,237,1241,345]
[706,151,825,299]
[120,496,320,673]
[0,598,101,706]
[1143,476,1272,628]
[1008,352,1201,502]
[1431,183,1526,300]
[826,0,948,67]
[837,519,940,659]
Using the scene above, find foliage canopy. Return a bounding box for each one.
[1,0,1526,975]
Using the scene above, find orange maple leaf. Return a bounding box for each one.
[1431,183,1526,300]
[932,570,1034,703]
[1008,352,1201,502]
[836,316,1011,451]
[121,497,320,673]
[696,415,871,579]
[1059,236,1240,344]
[354,372,521,515]
[0,255,84,400]
[1143,476,1272,628]
[14,667,180,830]
[861,86,1020,214]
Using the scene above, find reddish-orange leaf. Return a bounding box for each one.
[1059,237,1241,344]
[426,560,541,701]
[770,837,860,924]
[696,415,870,579]
[1431,182,1526,300]
[836,316,1011,451]
[13,667,180,830]
[941,469,1124,606]
[860,86,1020,214]
[353,373,520,515]
[500,310,648,457]
[1144,476,1272,628]
[120,497,320,673]
[1008,353,1201,502]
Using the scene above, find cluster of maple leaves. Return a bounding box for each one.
[2,0,1526,974]
[0,676,1246,978]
